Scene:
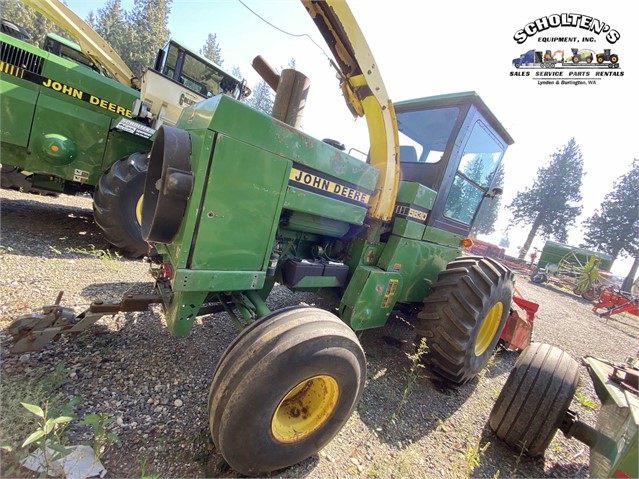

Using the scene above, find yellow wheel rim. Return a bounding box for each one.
[135,195,144,225]
[475,302,503,356]
[271,375,339,443]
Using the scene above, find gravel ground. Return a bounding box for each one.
[1,188,637,478]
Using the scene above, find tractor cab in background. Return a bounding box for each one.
[42,33,102,74]
[133,39,250,129]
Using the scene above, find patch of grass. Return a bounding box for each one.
[392,337,427,421]
[67,244,122,268]
[575,391,599,410]
[397,443,422,475]
[138,455,162,479]
[0,364,69,449]
[463,437,490,475]
[477,350,497,382]
[0,362,76,475]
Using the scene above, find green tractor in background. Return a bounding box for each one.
[0,1,248,257]
[8,1,522,476]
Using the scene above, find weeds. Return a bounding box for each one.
[392,337,427,421]
[67,244,122,267]
[0,364,68,449]
[0,361,118,477]
[20,401,74,471]
[79,413,119,458]
[575,391,599,410]
[139,456,162,478]
[463,437,490,475]
[477,350,497,382]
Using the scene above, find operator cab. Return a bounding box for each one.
[0,18,30,41]
[396,91,513,236]
[42,33,102,74]
[134,39,250,128]
[154,40,248,99]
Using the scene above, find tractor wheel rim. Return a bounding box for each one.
[475,302,503,356]
[271,375,339,443]
[135,195,144,225]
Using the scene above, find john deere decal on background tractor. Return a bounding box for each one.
[8,1,524,475]
[0,0,248,256]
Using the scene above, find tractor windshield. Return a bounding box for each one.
[397,107,460,163]
[158,40,245,98]
[443,120,504,224]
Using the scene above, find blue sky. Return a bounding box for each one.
[64,0,639,276]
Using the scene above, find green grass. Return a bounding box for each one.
[0,362,74,474]
[0,364,70,448]
[67,244,122,267]
[463,437,490,475]
[575,391,599,410]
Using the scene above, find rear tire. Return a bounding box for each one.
[488,343,579,456]
[208,306,366,476]
[415,256,514,385]
[93,152,149,258]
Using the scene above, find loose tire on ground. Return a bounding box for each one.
[93,152,149,258]
[531,272,547,284]
[488,343,579,457]
[414,256,514,385]
[208,306,366,476]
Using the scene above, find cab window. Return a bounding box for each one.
[443,121,504,224]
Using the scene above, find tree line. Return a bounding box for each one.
[507,138,638,291]
[4,0,274,113]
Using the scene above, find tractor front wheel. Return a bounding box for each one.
[488,343,579,456]
[93,152,149,258]
[415,256,514,385]
[208,306,366,476]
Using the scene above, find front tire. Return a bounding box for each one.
[93,152,149,258]
[489,343,579,456]
[415,256,514,385]
[208,307,366,476]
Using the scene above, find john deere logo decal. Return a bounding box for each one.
[510,13,624,85]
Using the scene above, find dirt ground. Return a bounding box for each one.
[1,189,637,478]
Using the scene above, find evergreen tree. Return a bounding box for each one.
[85,11,96,29]
[125,0,171,77]
[92,0,130,67]
[287,58,296,70]
[3,0,64,46]
[248,79,273,115]
[200,33,223,65]
[86,0,170,79]
[231,66,242,78]
[508,138,584,259]
[582,159,639,291]
[472,163,505,236]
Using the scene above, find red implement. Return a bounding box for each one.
[592,288,638,319]
[500,288,538,351]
